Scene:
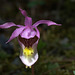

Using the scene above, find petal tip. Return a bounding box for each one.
[57,24,62,26]
[19,8,27,17]
[19,8,22,11]
[6,41,9,44]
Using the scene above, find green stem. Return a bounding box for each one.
[31,65,34,75]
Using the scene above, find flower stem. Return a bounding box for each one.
[31,65,34,75]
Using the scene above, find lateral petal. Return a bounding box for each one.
[0,22,16,29]
[33,20,61,27]
[6,27,25,43]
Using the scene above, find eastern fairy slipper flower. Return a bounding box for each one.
[0,8,61,68]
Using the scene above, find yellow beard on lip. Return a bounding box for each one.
[23,47,34,57]
[23,47,34,68]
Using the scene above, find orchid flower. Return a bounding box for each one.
[0,8,61,68]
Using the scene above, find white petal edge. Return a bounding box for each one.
[20,52,38,66]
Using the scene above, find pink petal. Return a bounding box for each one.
[19,8,27,17]
[25,16,32,26]
[33,20,61,27]
[20,28,36,39]
[0,22,16,29]
[6,27,25,43]
[16,25,25,28]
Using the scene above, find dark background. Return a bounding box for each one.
[0,0,75,75]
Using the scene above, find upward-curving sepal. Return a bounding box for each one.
[25,16,32,26]
[19,8,27,17]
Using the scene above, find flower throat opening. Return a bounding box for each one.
[18,35,38,48]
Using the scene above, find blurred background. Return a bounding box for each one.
[0,0,75,75]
